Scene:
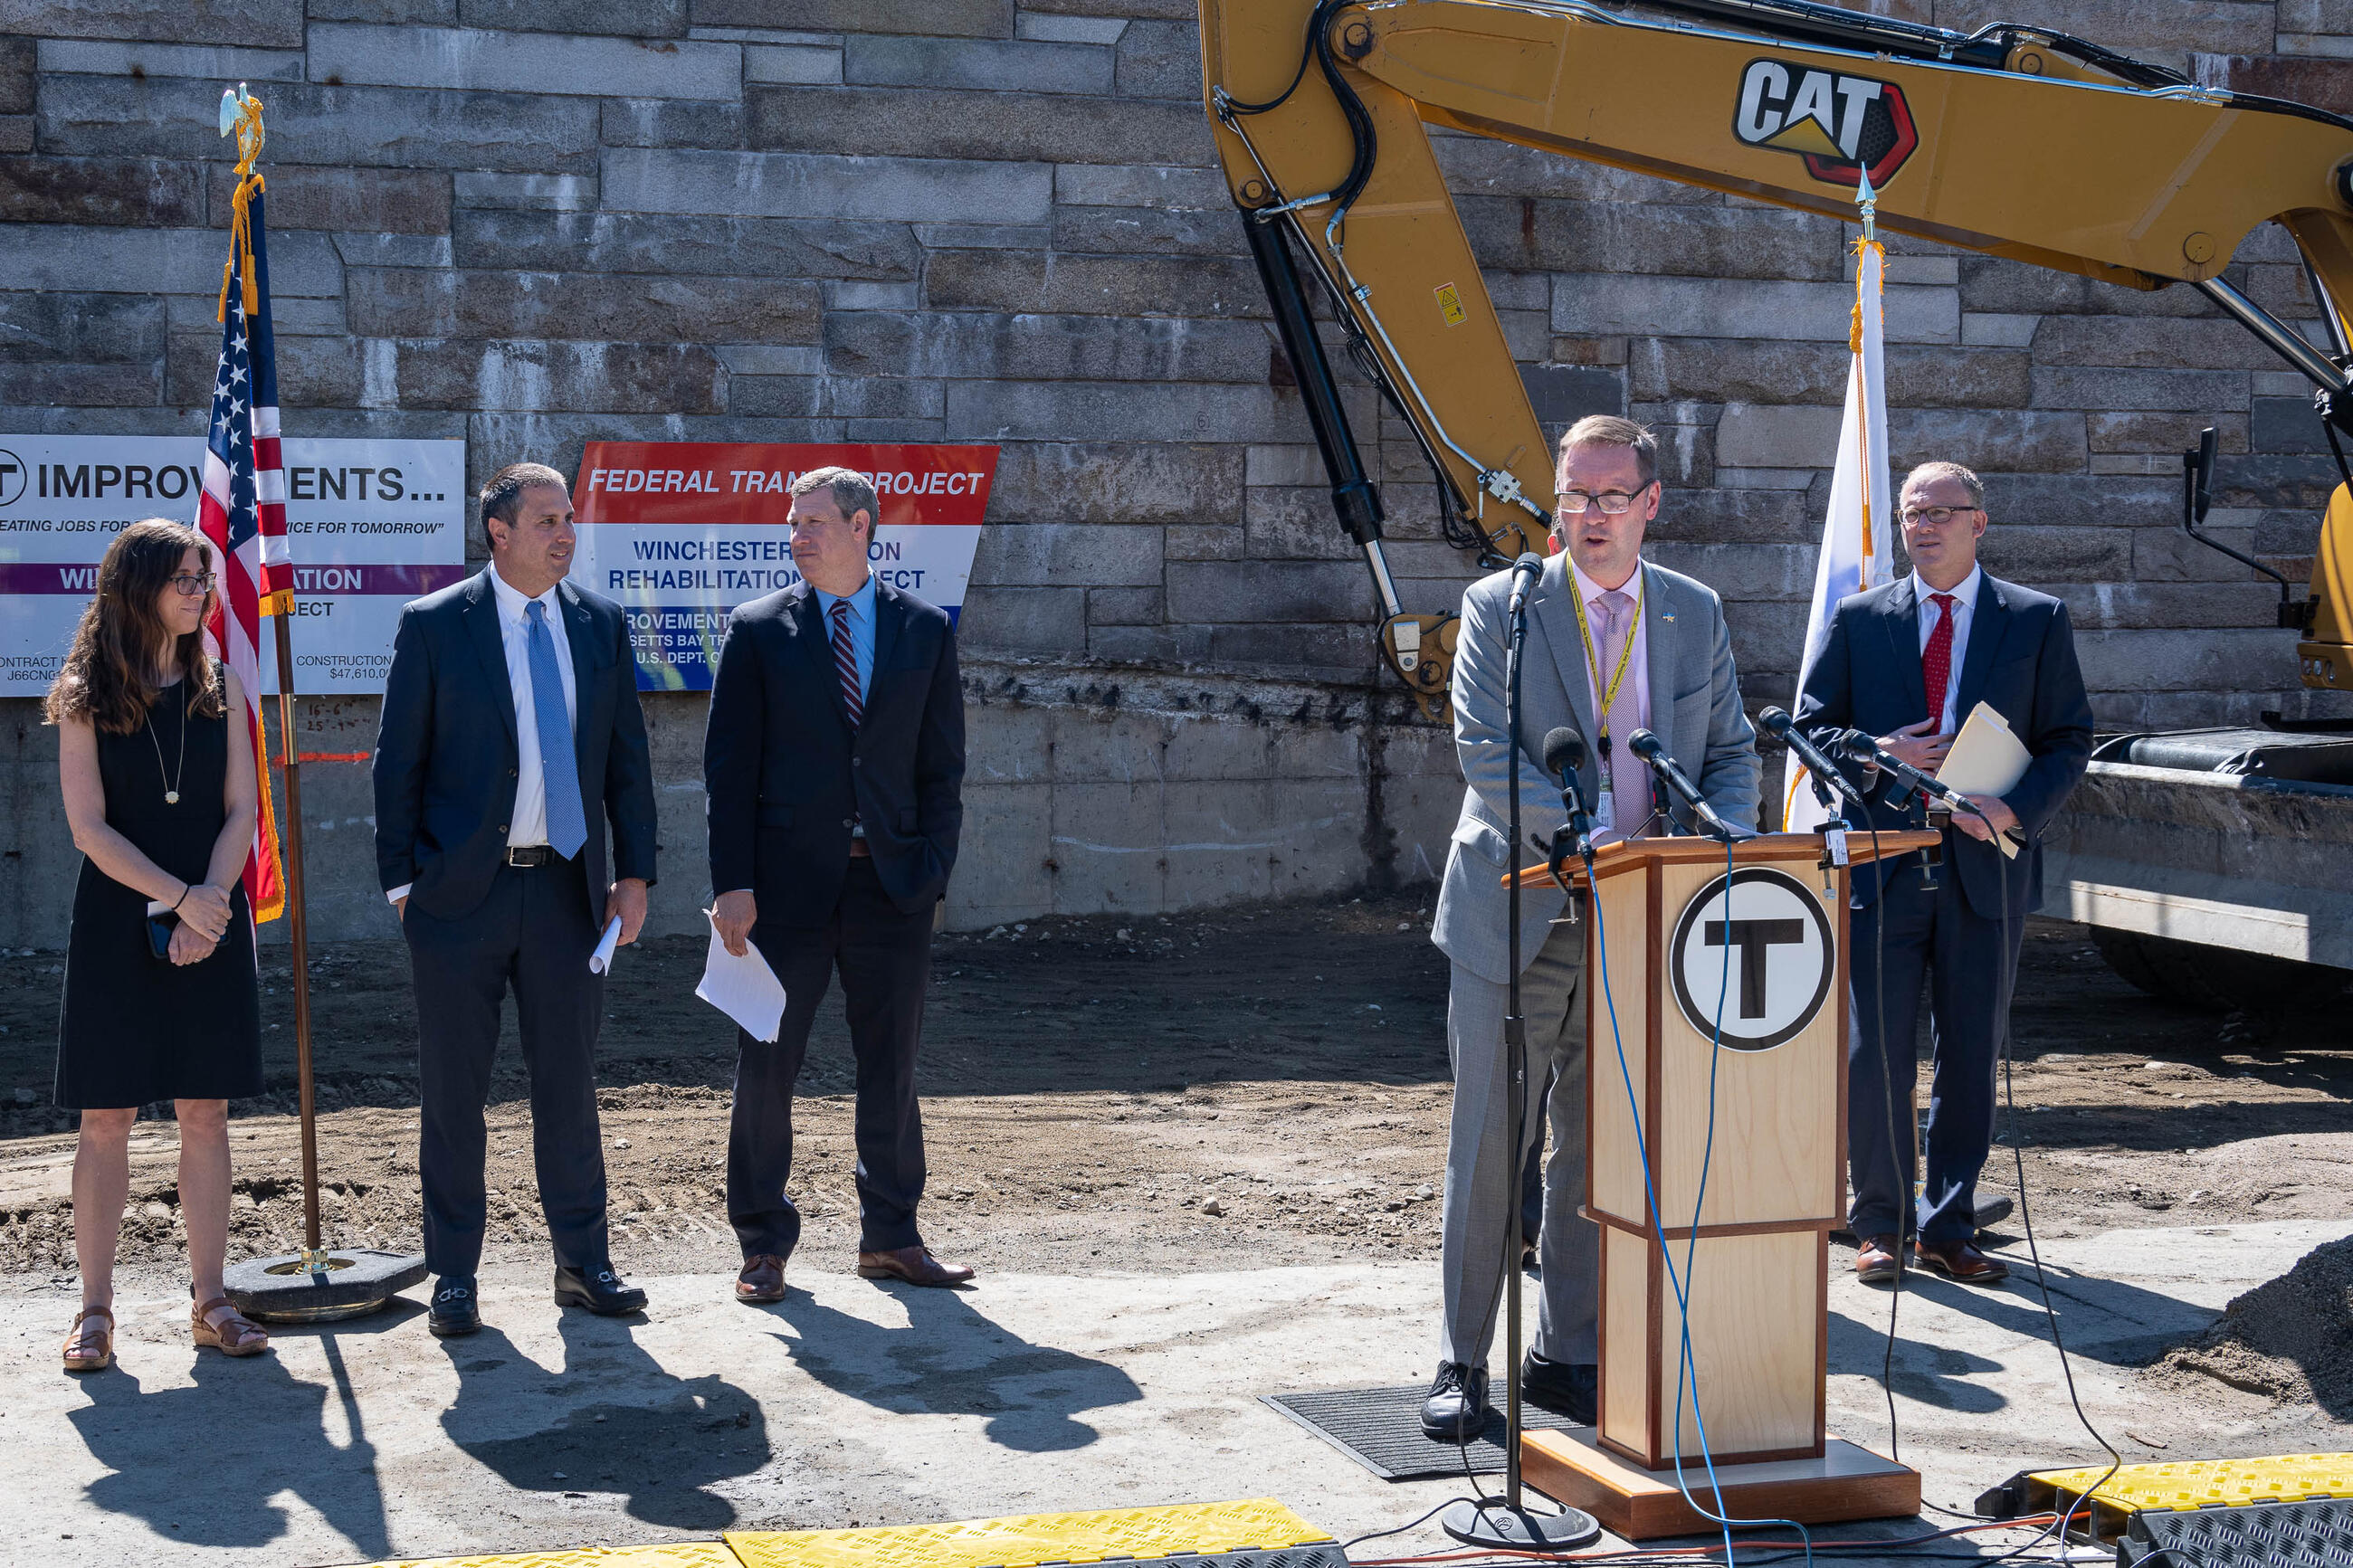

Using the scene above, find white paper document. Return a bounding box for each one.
[695,908,787,1042]
[1936,701,2032,860]
[587,915,624,974]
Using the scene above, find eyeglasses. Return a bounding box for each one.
[167,572,217,597]
[1558,489,1645,516]
[1899,505,1981,527]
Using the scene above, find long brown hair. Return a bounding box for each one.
[45,520,225,735]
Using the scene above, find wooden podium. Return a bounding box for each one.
[1506,831,1936,1539]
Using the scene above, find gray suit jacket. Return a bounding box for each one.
[1432,553,1762,984]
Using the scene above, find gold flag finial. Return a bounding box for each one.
[217,85,267,324]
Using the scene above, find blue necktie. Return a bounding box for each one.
[525,599,587,860]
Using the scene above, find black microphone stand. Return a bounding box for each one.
[1443,571,1600,1554]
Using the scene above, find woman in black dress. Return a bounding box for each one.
[49,519,269,1372]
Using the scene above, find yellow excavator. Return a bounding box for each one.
[1196,0,2353,720]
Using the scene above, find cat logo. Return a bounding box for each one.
[1733,58,1919,189]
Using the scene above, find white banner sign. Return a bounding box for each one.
[572,441,996,690]
[0,435,466,695]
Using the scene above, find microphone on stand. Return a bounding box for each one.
[1758,707,1866,813]
[1539,727,1596,888]
[1626,728,1739,841]
[1506,552,1545,617]
[1836,728,1972,813]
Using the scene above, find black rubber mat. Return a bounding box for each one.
[1262,1384,1586,1481]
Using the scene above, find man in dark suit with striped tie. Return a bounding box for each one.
[704,466,971,1304]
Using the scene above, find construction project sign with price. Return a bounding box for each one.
[571,442,996,689]
[0,434,466,696]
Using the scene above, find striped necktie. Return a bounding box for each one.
[830,600,863,727]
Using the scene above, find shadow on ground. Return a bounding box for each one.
[440,1312,769,1530]
[763,1280,1143,1452]
[1831,1250,2223,1394]
[63,1307,404,1557]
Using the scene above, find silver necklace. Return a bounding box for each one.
[144,689,186,805]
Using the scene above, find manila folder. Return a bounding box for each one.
[1936,701,2032,860]
[695,908,787,1042]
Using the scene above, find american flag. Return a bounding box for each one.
[197,178,290,923]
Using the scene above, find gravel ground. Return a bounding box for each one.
[1,899,2348,1437]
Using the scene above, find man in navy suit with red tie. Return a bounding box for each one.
[1796,461,2093,1288]
[703,467,971,1305]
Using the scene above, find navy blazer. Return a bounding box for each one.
[702,577,965,924]
[373,568,658,925]
[1795,572,2094,921]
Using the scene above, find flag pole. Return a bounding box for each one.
[214,86,424,1320]
[218,87,321,1271]
[272,603,324,1269]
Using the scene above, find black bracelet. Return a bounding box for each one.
[171,882,191,912]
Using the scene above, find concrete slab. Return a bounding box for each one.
[2,1217,2347,1568]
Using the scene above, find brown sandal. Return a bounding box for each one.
[192,1295,271,1357]
[62,1304,113,1373]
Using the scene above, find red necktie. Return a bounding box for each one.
[829,601,863,727]
[1920,592,1958,732]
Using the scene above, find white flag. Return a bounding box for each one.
[1782,229,1893,832]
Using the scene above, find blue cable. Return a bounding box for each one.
[1587,828,1815,1566]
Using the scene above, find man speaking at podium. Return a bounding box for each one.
[1421,415,1761,1440]
[1796,461,2092,1288]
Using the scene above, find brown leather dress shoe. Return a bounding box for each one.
[736,1254,787,1304]
[1854,1234,1904,1284]
[1914,1238,2009,1284]
[856,1245,976,1288]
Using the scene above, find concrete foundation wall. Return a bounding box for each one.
[0,673,1462,946]
[5,0,2353,941]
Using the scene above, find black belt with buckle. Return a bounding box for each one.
[503,844,561,868]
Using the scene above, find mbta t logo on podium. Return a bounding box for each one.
[1732,58,1920,189]
[1669,867,1836,1050]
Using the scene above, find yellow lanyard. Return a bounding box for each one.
[1567,573,1643,765]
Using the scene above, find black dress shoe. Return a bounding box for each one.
[428,1276,481,1338]
[1520,1350,1597,1425]
[1419,1361,1490,1441]
[554,1262,647,1316]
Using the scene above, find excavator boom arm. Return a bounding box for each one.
[1197,0,2353,708]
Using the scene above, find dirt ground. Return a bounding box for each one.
[2,898,2349,1317]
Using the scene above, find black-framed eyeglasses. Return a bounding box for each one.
[1900,505,1981,527]
[167,572,218,597]
[1558,489,1645,516]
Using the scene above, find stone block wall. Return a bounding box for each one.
[0,0,2349,944]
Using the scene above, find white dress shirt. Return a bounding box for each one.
[1913,565,1981,736]
[386,565,578,906]
[1568,556,1651,732]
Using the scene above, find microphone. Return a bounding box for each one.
[1541,725,1586,785]
[1626,728,1738,841]
[1837,728,1971,812]
[1758,707,1865,812]
[1506,552,1544,616]
[1540,726,1596,864]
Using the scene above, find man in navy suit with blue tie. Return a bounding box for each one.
[1796,461,2093,1288]
[705,467,970,1304]
[375,461,659,1335]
